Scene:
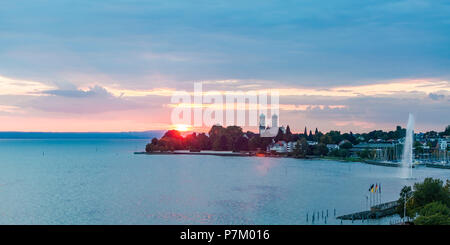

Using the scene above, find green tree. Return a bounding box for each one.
[225,126,243,143]
[284,125,293,142]
[151,137,158,145]
[340,142,353,149]
[274,128,285,142]
[145,137,159,152]
[319,135,332,144]
[209,125,226,148]
[313,143,328,156]
[292,140,301,157]
[414,202,450,225]
[412,178,450,211]
[197,133,210,150]
[217,135,228,151]
[233,136,249,152]
[358,148,375,159]
[443,125,450,136]
[249,136,261,151]
[414,141,424,155]
[293,138,308,158]
[397,185,414,219]
[397,178,450,224]
[145,143,152,152]
[157,130,184,150]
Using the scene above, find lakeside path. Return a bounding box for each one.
[134,150,251,157]
[135,151,450,170]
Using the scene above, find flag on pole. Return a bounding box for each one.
[369,184,374,192]
[375,183,378,192]
[379,183,381,193]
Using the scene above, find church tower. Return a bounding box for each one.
[272,114,278,128]
[259,113,266,134]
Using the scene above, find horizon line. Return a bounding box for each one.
[0,125,447,135]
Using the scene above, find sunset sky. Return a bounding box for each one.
[0,0,449,133]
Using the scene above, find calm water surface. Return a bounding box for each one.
[0,139,449,225]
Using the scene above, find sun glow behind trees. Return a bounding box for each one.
[172,124,192,132]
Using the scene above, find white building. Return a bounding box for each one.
[287,141,300,152]
[269,140,288,153]
[439,138,448,150]
[259,113,285,137]
[326,144,339,151]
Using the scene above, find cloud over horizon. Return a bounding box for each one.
[0,0,449,132]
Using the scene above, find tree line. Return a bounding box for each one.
[145,124,450,157]
[398,178,450,225]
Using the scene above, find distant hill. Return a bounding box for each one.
[0,131,165,139]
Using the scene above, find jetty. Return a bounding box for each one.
[363,160,449,170]
[363,160,401,168]
[424,163,450,170]
[336,201,399,220]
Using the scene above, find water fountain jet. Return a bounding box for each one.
[401,113,415,179]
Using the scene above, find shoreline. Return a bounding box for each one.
[135,151,450,170]
[135,151,251,157]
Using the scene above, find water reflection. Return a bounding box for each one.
[255,158,279,176]
[0,139,448,224]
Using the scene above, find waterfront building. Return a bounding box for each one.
[259,113,286,137]
[439,138,448,150]
[326,144,339,152]
[287,141,300,152]
[269,140,288,153]
[351,142,401,161]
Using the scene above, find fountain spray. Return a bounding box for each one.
[401,113,415,179]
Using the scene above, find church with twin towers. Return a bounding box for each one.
[258,113,286,137]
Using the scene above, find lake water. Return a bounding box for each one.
[0,139,449,225]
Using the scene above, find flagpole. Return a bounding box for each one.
[376,183,378,205]
[366,195,368,210]
[371,190,373,207]
[377,183,379,204]
[374,184,376,205]
[379,183,381,204]
[371,183,375,207]
[380,183,382,204]
[379,183,380,204]
[375,188,377,205]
